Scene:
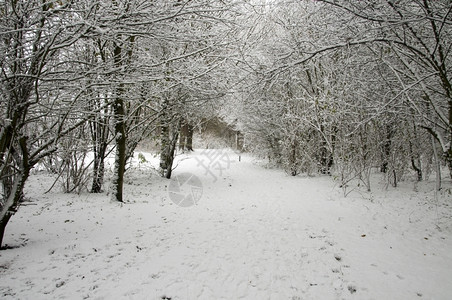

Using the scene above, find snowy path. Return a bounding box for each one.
[1,150,451,299]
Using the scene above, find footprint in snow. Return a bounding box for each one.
[348,285,357,294]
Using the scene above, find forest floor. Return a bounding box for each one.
[0,149,452,300]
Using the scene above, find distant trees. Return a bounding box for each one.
[226,0,451,190]
[319,0,452,181]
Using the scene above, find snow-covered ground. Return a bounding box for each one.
[1,149,451,299]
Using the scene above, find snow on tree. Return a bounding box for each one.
[0,0,93,247]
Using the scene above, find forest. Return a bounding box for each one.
[0,1,452,298]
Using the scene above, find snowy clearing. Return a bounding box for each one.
[1,149,451,300]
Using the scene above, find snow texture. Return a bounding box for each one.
[0,149,451,299]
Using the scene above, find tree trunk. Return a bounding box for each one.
[318,125,332,175]
[111,94,127,202]
[0,139,30,249]
[329,126,337,173]
[289,139,298,176]
[380,125,393,173]
[91,146,106,193]
[110,40,131,202]
[159,104,170,177]
[411,157,422,182]
[432,135,442,191]
[0,214,12,249]
[179,121,188,151]
[165,129,180,179]
[91,156,102,193]
[409,122,423,181]
[409,140,422,182]
[319,145,332,175]
[186,124,194,151]
[447,146,452,181]
[89,102,109,193]
[236,131,244,152]
[392,170,397,188]
[0,170,30,248]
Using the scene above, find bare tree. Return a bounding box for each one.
[0,1,92,247]
[317,0,452,178]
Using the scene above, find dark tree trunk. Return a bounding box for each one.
[0,214,12,249]
[111,93,127,202]
[289,139,298,176]
[318,125,333,175]
[0,169,30,249]
[90,118,109,193]
[110,38,134,202]
[165,129,180,179]
[160,126,169,174]
[91,148,106,193]
[319,146,333,175]
[0,137,30,249]
[186,124,194,151]
[447,145,452,180]
[411,157,422,182]
[381,126,393,173]
[328,126,337,173]
[392,169,397,187]
[409,140,422,182]
[178,121,193,152]
[179,121,188,151]
[236,131,244,152]
[432,135,442,190]
[91,156,102,193]
[159,104,170,176]
[409,123,422,181]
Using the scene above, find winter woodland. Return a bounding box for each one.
[1,1,452,299]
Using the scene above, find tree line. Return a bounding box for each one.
[223,0,451,194]
[0,0,239,247]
